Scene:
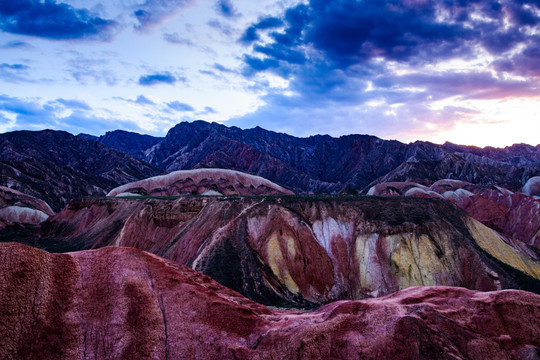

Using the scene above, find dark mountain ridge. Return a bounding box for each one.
[95,120,540,193]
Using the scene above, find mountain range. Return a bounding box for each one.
[3,120,536,213]
[28,195,539,308]
[86,121,540,195]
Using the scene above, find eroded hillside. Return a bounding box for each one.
[27,195,540,308]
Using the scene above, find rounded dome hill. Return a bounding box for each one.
[522,176,540,197]
[107,168,294,197]
[0,186,55,230]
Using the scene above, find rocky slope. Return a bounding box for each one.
[0,130,162,211]
[91,120,540,193]
[0,186,54,230]
[1,242,539,360]
[30,196,540,308]
[107,168,294,197]
[369,179,540,252]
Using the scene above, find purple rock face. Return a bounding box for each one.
[88,129,163,159]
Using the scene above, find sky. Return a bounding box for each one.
[0,0,539,147]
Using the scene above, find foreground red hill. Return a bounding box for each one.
[1,243,539,360]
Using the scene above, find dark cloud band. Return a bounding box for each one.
[139,72,178,86]
[0,0,117,40]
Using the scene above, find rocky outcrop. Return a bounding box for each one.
[0,186,54,230]
[1,242,540,360]
[33,196,540,308]
[369,179,540,251]
[107,168,294,197]
[0,129,162,211]
[467,190,540,251]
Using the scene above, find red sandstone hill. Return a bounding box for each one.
[25,196,540,308]
[1,243,539,360]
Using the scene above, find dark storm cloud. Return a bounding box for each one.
[254,44,305,65]
[232,0,540,139]
[215,0,240,18]
[241,0,479,72]
[243,56,280,72]
[240,0,540,73]
[0,0,117,40]
[506,2,539,26]
[480,28,525,54]
[138,72,178,86]
[167,101,194,112]
[493,39,540,77]
[132,0,195,30]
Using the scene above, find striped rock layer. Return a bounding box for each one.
[36,196,540,308]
